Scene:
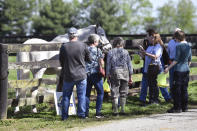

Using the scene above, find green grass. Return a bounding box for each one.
[0,56,197,130]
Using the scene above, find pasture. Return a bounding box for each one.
[0,56,196,131]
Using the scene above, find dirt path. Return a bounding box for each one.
[80,109,197,131]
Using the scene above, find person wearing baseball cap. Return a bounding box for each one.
[59,27,91,120]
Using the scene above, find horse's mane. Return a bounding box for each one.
[52,25,97,43]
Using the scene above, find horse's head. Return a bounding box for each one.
[95,25,112,53]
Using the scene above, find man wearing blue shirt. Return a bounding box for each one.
[165,31,192,113]
[167,28,181,99]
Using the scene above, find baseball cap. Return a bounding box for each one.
[68,27,78,36]
[174,28,181,32]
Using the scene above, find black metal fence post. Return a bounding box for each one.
[0,44,8,119]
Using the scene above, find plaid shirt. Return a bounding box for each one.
[106,48,133,76]
[86,46,104,74]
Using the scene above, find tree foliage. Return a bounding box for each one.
[156,0,196,33]
[32,0,79,35]
[79,0,126,34]
[0,0,34,36]
[0,0,197,35]
[120,0,152,33]
[80,0,152,34]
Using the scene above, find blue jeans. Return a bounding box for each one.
[139,73,148,102]
[61,79,87,120]
[139,73,171,102]
[86,73,104,116]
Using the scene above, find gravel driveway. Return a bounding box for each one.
[81,109,197,131]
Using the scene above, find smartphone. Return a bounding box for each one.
[138,45,144,50]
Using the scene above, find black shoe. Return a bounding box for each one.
[182,108,188,112]
[140,101,147,107]
[165,98,172,103]
[119,112,127,116]
[96,113,104,118]
[148,100,154,105]
[167,108,182,113]
[112,113,119,116]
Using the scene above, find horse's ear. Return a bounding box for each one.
[96,23,101,28]
[95,23,102,34]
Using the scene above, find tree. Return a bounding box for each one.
[32,0,79,35]
[156,0,197,33]
[0,0,34,36]
[120,0,153,34]
[175,0,196,33]
[157,0,177,33]
[80,0,126,34]
[80,0,152,34]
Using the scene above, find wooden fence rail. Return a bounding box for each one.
[0,39,197,119]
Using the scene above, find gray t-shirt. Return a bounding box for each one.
[59,41,91,82]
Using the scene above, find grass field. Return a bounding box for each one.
[0,56,196,130]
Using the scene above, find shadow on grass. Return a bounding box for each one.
[7,103,59,120]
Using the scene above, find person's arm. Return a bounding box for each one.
[98,48,104,67]
[188,47,192,66]
[145,45,162,60]
[84,44,92,63]
[164,45,180,73]
[127,52,133,84]
[139,45,159,60]
[59,45,65,68]
[164,60,177,73]
[144,52,157,59]
[106,51,112,81]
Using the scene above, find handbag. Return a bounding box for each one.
[99,66,105,77]
[97,48,105,77]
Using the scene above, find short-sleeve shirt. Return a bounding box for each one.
[144,44,163,73]
[174,41,192,72]
[59,41,91,82]
[168,39,179,60]
[86,46,103,74]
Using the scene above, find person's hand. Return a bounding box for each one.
[128,77,133,86]
[164,67,169,74]
[138,45,144,51]
[107,75,111,84]
[138,45,146,55]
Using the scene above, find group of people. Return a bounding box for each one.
[139,28,192,113]
[59,27,132,120]
[59,26,192,120]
